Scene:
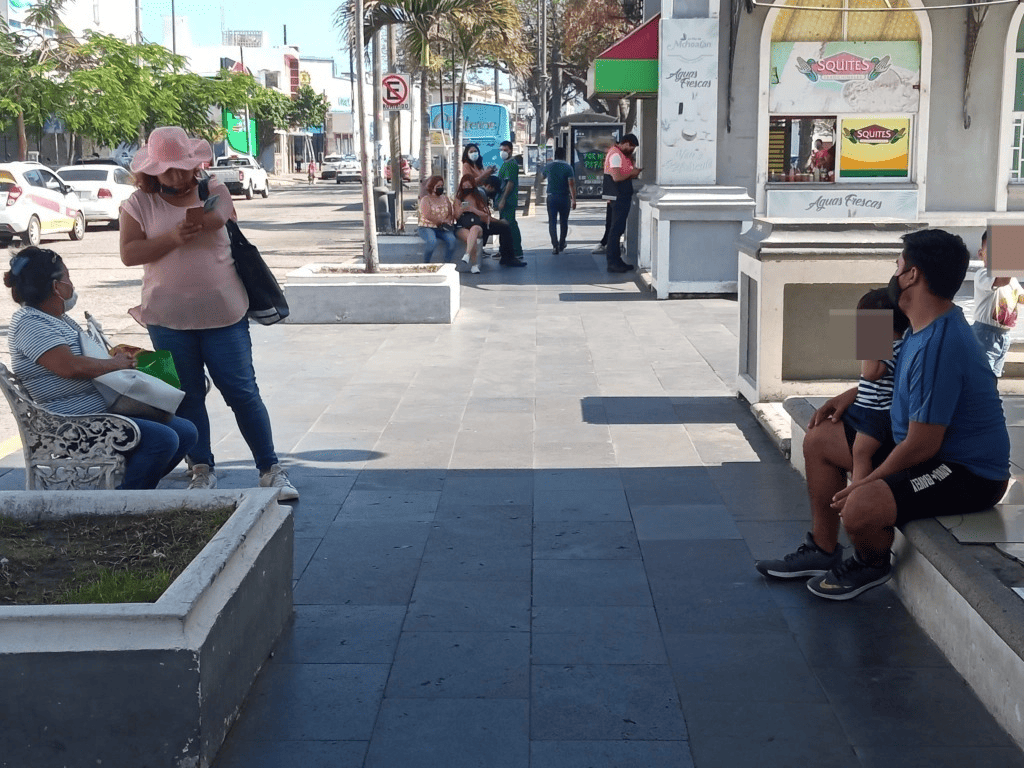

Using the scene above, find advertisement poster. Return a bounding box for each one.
[769,41,920,114]
[838,117,910,178]
[767,187,919,219]
[570,125,622,199]
[657,18,719,185]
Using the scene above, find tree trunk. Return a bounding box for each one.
[355,0,380,272]
[372,31,384,188]
[16,112,28,162]
[419,68,431,182]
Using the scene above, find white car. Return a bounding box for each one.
[0,162,85,248]
[322,154,361,182]
[56,164,136,229]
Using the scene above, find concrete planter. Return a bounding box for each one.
[284,262,461,324]
[0,489,293,768]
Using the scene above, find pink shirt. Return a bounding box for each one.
[122,188,248,330]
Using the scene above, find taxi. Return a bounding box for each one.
[0,162,85,248]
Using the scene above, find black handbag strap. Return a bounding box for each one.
[198,177,210,201]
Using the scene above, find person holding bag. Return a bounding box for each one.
[417,175,459,263]
[119,126,297,500]
[972,230,1024,378]
[4,247,198,490]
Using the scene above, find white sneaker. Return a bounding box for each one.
[470,264,480,274]
[188,464,217,490]
[259,463,299,501]
[461,253,470,265]
[592,244,607,254]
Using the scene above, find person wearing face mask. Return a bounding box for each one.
[461,144,497,189]
[119,126,298,500]
[4,247,198,490]
[494,141,524,262]
[417,175,459,263]
[756,229,1010,601]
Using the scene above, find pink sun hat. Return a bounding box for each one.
[131,126,213,176]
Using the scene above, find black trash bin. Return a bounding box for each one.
[374,186,394,232]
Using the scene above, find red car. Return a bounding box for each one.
[384,157,411,182]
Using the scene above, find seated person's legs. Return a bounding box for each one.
[120,416,198,490]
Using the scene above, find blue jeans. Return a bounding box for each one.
[120,416,198,490]
[972,321,1012,377]
[418,226,458,263]
[148,318,279,472]
[547,196,570,248]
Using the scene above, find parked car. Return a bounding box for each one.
[56,164,136,229]
[0,162,85,247]
[207,154,270,199]
[332,154,361,183]
[384,156,411,182]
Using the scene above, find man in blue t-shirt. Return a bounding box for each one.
[543,146,576,254]
[756,229,1010,600]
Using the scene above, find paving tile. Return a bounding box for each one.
[418,516,533,582]
[821,667,1018,747]
[439,470,534,506]
[781,603,950,669]
[531,606,668,665]
[405,580,531,632]
[531,664,687,741]
[855,745,1024,767]
[292,536,321,579]
[319,519,432,555]
[533,487,632,522]
[529,740,693,768]
[213,739,367,768]
[227,663,388,742]
[533,468,623,492]
[533,521,640,559]
[631,504,741,541]
[620,467,724,506]
[335,489,441,521]
[352,468,447,492]
[293,554,422,606]
[663,632,828,704]
[385,631,530,698]
[533,559,652,607]
[271,605,405,664]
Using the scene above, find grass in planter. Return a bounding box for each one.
[0,506,234,606]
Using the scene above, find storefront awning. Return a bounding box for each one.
[587,14,660,99]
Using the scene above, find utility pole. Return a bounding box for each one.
[171,0,177,54]
[354,0,379,271]
[240,46,251,156]
[372,31,384,187]
[387,28,404,232]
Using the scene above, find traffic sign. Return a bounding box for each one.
[382,73,411,111]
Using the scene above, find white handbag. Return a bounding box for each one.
[80,329,184,423]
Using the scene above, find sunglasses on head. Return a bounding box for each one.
[10,249,59,277]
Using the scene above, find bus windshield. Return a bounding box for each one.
[429,102,512,170]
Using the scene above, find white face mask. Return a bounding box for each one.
[56,281,77,312]
[468,151,479,162]
[499,150,510,161]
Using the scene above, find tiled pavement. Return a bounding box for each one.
[3,201,1018,766]
[215,208,1022,767]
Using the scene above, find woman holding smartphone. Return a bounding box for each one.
[119,126,297,500]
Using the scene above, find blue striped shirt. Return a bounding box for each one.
[9,307,107,415]
[854,338,903,411]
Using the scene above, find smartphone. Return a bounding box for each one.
[203,194,219,212]
[185,207,204,226]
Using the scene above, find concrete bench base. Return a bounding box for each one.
[0,489,292,768]
[768,396,1024,750]
[284,263,460,324]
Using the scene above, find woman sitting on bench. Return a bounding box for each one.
[4,247,197,489]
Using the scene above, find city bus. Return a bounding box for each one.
[428,102,513,172]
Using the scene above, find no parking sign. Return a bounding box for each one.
[382,73,411,111]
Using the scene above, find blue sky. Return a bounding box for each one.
[141,0,352,66]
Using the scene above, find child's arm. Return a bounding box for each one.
[860,359,887,381]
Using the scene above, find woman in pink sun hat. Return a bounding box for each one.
[118,126,297,500]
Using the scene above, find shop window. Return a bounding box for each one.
[1009,29,1024,182]
[768,117,836,182]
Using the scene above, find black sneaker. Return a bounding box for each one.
[755,532,843,579]
[500,258,527,267]
[807,552,892,601]
[607,262,633,273]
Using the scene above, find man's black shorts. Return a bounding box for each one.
[842,422,1007,526]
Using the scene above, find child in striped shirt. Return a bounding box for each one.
[844,287,909,482]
